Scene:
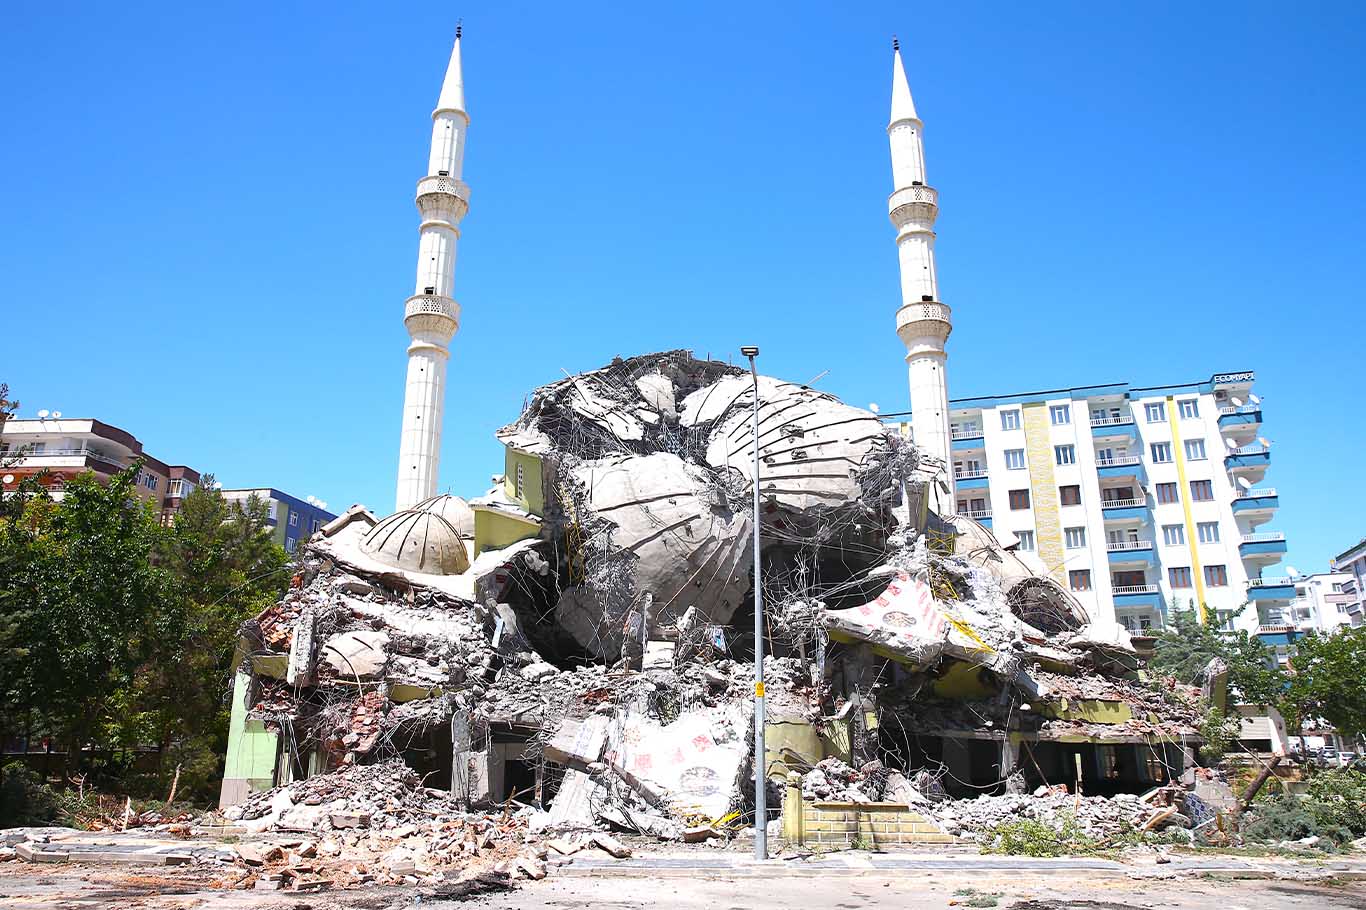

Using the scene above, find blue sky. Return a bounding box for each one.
[2,2,1363,571]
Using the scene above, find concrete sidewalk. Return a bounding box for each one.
[560,849,1366,880]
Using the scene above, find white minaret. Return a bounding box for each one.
[888,39,954,503]
[395,28,470,511]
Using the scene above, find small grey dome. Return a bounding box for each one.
[360,494,472,575]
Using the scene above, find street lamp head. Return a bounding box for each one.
[740,345,759,358]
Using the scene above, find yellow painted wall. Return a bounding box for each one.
[1023,403,1065,582]
[1166,397,1207,620]
[502,448,546,517]
[473,507,540,554]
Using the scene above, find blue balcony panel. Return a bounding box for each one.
[1112,592,1163,610]
[955,475,989,490]
[1107,546,1155,566]
[1247,583,1296,601]
[1225,452,1270,469]
[1100,505,1147,522]
[951,435,985,451]
[1218,409,1262,429]
[1240,540,1288,558]
[1097,461,1145,479]
[1090,422,1137,439]
[1231,495,1279,515]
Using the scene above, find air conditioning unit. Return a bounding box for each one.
[438,170,449,177]
[424,287,435,295]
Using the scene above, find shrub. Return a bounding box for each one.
[982,813,1102,857]
[0,762,59,827]
[1243,769,1366,847]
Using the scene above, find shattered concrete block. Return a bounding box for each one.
[328,811,371,829]
[642,641,675,671]
[515,857,548,880]
[321,630,390,679]
[588,833,632,858]
[546,769,599,829]
[235,843,283,866]
[544,716,609,768]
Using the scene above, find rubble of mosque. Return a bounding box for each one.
[215,351,1220,879]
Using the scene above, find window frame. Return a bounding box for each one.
[1155,482,1179,504]
[1008,489,1031,511]
[1058,484,1082,506]
[1150,441,1173,464]
[1049,404,1071,426]
[1144,401,1166,423]
[1054,444,1076,466]
[1004,448,1027,470]
[1064,526,1087,549]
[1000,409,1021,431]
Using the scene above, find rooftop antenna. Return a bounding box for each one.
[868,402,881,414]
[51,411,61,418]
[805,369,829,386]
[892,35,899,52]
[455,20,462,39]
[1230,395,1244,407]
[1287,565,1302,578]
[1249,392,1262,405]
[36,409,49,418]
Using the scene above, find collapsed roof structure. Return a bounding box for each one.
[220,351,1203,842]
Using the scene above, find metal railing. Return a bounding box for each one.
[1241,532,1286,543]
[962,508,992,519]
[1219,405,1261,416]
[950,426,984,440]
[1234,487,1277,500]
[1095,454,1142,467]
[1258,624,1294,635]
[1112,584,1159,594]
[1227,445,1269,457]
[1249,576,1293,588]
[1090,414,1134,427]
[954,469,988,479]
[1101,497,1145,509]
[1106,539,1153,551]
[10,447,126,468]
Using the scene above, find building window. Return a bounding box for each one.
[1144,402,1166,423]
[1197,521,1220,544]
[1190,479,1213,501]
[1169,566,1192,588]
[1008,489,1031,510]
[168,479,184,498]
[515,463,526,499]
[311,519,321,532]
[1155,482,1179,504]
[1150,442,1172,463]
[285,537,297,553]
[1069,569,1092,591]
[1004,449,1026,470]
[1001,409,1021,431]
[1162,524,1185,546]
[1054,444,1076,465]
[1016,530,1036,551]
[1215,610,1235,631]
[1064,526,1086,549]
[1184,439,1207,461]
[1178,399,1199,419]
[1049,404,1071,426]
[1059,484,1081,506]
[1205,564,1228,586]
[289,512,298,527]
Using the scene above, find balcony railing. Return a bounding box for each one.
[1090,415,1134,427]
[1107,539,1153,551]
[950,427,984,440]
[1258,624,1294,635]
[1234,487,1277,499]
[1228,444,1269,457]
[954,468,988,479]
[11,447,126,468]
[1242,532,1286,543]
[1112,584,1160,594]
[1101,497,1145,509]
[1249,576,1293,588]
[1219,405,1261,415]
[1096,454,1142,467]
[962,508,992,520]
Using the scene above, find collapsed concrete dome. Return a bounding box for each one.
[360,494,473,576]
[496,351,919,658]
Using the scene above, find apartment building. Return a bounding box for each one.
[1330,538,1366,629]
[219,488,337,554]
[0,416,200,522]
[905,370,1285,638]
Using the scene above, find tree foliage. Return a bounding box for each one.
[1284,626,1366,741]
[1150,603,1285,707]
[0,461,290,803]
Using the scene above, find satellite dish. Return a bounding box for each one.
[51,411,61,418]
[212,481,223,490]
[868,403,880,414]
[1258,437,1271,448]
[1,474,13,485]
[1223,437,1238,450]
[37,409,49,418]
[1287,565,1301,578]
[1230,396,1244,407]
[1237,476,1253,490]
[1249,393,1262,405]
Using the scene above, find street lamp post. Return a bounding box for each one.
[740,345,766,861]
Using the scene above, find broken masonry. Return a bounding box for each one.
[219,350,1208,843]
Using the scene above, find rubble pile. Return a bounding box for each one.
[933,791,1151,841]
[206,351,1217,882]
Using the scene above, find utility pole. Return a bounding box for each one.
[741,345,766,860]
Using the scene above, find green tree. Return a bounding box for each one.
[1283,627,1366,741]
[1151,601,1285,707]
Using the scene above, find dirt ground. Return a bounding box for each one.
[0,863,1363,910]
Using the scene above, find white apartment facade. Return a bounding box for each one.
[909,370,1286,637]
[1330,538,1366,628]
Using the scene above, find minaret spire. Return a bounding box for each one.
[395,31,471,510]
[888,39,955,505]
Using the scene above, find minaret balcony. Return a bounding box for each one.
[416,174,471,202]
[404,294,460,338]
[896,299,952,348]
[888,184,939,228]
